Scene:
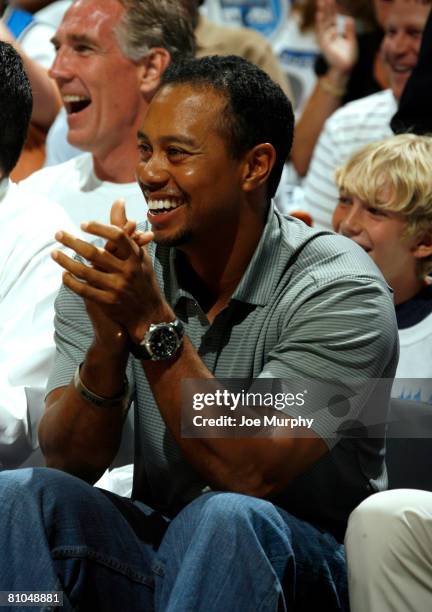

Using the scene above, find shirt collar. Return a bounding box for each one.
[231,202,282,306]
[168,249,190,305]
[78,154,98,190]
[167,201,282,308]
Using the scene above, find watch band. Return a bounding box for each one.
[73,363,130,412]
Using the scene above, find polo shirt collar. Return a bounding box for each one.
[231,202,281,306]
[168,201,282,308]
[168,249,192,305]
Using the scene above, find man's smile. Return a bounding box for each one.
[62,94,92,115]
[147,198,185,215]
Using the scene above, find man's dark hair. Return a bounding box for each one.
[161,55,294,199]
[0,42,32,177]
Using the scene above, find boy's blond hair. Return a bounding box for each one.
[335,134,432,277]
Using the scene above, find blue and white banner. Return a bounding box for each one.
[204,0,289,40]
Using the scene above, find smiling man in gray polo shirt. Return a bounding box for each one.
[0,56,397,610]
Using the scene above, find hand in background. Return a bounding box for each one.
[316,0,358,78]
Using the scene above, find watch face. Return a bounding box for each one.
[148,327,179,359]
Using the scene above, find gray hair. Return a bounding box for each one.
[115,0,196,62]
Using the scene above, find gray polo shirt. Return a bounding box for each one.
[48,205,398,539]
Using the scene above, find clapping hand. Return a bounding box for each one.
[52,201,169,351]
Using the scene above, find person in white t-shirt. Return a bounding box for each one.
[332,134,432,404]
[21,0,195,229]
[0,41,75,468]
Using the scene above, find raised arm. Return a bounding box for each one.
[291,0,357,176]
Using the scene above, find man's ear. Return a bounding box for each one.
[139,48,171,98]
[412,232,432,259]
[241,143,276,193]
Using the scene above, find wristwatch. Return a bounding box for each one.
[130,319,184,360]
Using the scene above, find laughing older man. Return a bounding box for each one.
[21,0,195,229]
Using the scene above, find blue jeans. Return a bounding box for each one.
[0,468,348,611]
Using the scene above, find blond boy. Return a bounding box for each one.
[333,134,432,400]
